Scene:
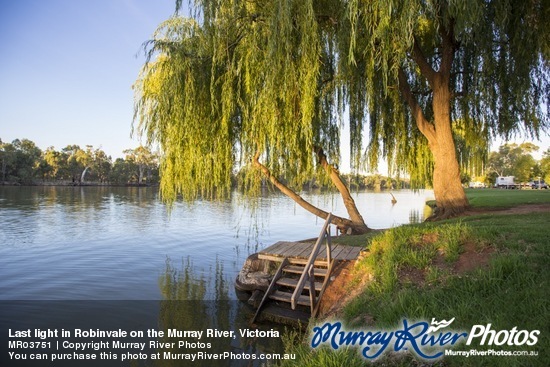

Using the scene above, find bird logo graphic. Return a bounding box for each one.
[427,318,456,333]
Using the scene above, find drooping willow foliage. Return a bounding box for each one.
[134,0,548,204]
[345,0,548,180]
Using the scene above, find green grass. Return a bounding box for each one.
[331,232,379,247]
[280,207,550,366]
[337,190,549,248]
[465,188,550,208]
[348,222,467,295]
[279,331,367,367]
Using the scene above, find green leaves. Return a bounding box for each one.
[133,0,549,204]
[134,1,327,203]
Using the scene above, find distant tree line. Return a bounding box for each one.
[341,174,409,191]
[0,138,159,186]
[465,143,550,186]
[1,137,411,191]
[290,173,410,191]
[4,137,547,190]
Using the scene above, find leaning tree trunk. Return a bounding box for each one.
[315,147,370,233]
[253,152,370,234]
[80,166,90,184]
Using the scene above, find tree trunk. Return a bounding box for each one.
[80,167,90,184]
[138,165,144,185]
[398,23,470,220]
[253,153,370,234]
[315,147,370,233]
[428,74,469,219]
[1,158,6,182]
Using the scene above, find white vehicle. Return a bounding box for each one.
[495,176,518,189]
[531,180,548,189]
[469,181,486,188]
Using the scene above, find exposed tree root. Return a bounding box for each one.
[425,205,469,222]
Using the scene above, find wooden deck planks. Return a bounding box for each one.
[337,246,361,260]
[286,243,309,258]
[295,245,315,259]
[258,241,362,262]
[327,244,346,259]
[262,241,291,254]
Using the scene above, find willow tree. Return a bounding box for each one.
[134,0,548,229]
[346,0,548,218]
[133,3,371,234]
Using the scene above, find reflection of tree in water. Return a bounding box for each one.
[155,257,283,366]
[409,210,422,224]
[154,257,228,366]
[159,257,210,300]
[409,205,433,224]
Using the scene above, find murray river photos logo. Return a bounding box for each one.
[310,318,540,360]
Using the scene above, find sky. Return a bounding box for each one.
[0,0,183,159]
[0,0,548,164]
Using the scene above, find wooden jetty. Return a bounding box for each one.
[245,214,363,324]
[258,241,362,264]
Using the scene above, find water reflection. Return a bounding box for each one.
[1,187,434,300]
[1,187,436,364]
[154,257,284,366]
[0,186,162,247]
[409,210,423,224]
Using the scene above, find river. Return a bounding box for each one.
[0,186,433,366]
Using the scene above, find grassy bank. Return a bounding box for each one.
[280,190,549,366]
[449,188,549,208]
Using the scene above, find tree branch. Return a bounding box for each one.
[397,67,436,145]
[411,37,436,87]
[314,146,369,232]
[252,152,368,234]
[439,17,456,77]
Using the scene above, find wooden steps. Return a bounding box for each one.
[252,259,329,323]
[283,264,328,277]
[251,214,337,323]
[276,277,323,291]
[270,290,312,306]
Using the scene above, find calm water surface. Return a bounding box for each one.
[0,186,432,365]
[0,186,433,300]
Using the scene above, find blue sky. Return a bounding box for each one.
[0,0,182,158]
[0,0,548,164]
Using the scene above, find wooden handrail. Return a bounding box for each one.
[326,225,332,265]
[251,257,289,324]
[291,213,333,310]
